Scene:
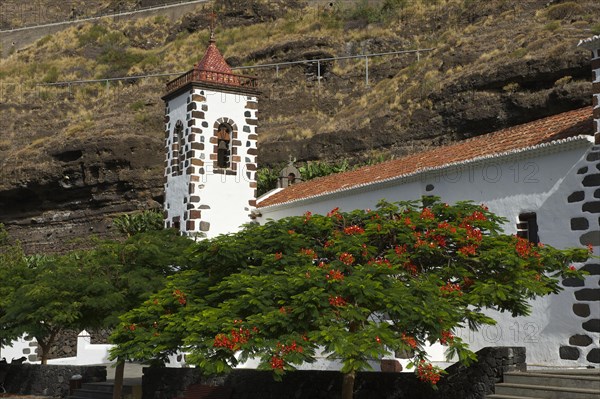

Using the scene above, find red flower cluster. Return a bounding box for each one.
[465,210,487,222]
[339,252,355,265]
[303,211,312,224]
[404,217,416,229]
[277,341,304,355]
[413,231,437,249]
[458,245,477,256]
[300,248,317,259]
[270,355,284,370]
[213,327,253,351]
[465,225,483,242]
[515,237,532,258]
[440,282,462,295]
[275,252,283,261]
[329,296,348,307]
[327,207,343,220]
[368,258,392,268]
[401,333,417,349]
[344,225,365,235]
[437,221,457,233]
[417,361,441,385]
[403,261,418,275]
[395,244,408,255]
[172,289,186,306]
[440,330,455,345]
[425,230,447,247]
[463,276,474,288]
[326,269,345,281]
[420,208,435,220]
[270,341,304,370]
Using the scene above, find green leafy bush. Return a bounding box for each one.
[78,24,109,46]
[113,210,164,237]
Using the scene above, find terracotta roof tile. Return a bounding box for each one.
[196,39,233,74]
[258,107,593,208]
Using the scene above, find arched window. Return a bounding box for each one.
[216,122,232,168]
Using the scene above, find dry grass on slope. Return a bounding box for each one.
[1,0,599,182]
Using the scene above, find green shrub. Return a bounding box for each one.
[78,24,109,46]
[129,100,146,112]
[36,35,52,47]
[544,21,561,31]
[510,48,528,59]
[113,210,163,237]
[42,66,59,83]
[344,0,382,24]
[545,2,583,20]
[98,48,144,75]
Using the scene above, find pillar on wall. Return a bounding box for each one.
[578,35,600,144]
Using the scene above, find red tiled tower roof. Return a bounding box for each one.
[195,38,234,75]
[164,34,258,96]
[258,107,593,208]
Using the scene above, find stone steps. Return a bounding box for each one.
[487,370,600,399]
[69,381,140,399]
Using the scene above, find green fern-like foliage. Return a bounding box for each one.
[113,210,164,237]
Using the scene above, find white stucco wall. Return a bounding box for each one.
[257,140,599,367]
[164,86,258,238]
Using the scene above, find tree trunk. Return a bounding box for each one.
[40,351,48,365]
[341,370,356,399]
[37,340,49,365]
[37,329,59,365]
[112,359,125,399]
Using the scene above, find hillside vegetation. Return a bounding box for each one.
[0,0,598,252]
[0,0,183,30]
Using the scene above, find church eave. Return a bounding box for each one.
[257,135,593,212]
[162,79,261,101]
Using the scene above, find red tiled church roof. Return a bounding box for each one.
[258,107,593,208]
[196,38,233,74]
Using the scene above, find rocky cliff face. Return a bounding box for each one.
[0,134,164,254]
[0,0,597,253]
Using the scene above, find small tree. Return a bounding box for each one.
[0,222,195,364]
[0,224,28,349]
[110,199,590,399]
[0,252,102,363]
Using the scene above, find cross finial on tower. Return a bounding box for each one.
[209,8,217,42]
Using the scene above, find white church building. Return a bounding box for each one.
[159,33,599,368]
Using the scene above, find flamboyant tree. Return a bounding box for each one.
[110,199,590,399]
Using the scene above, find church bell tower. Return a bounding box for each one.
[162,30,259,238]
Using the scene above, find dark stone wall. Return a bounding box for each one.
[142,368,432,399]
[435,347,526,399]
[142,347,526,399]
[0,364,106,397]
